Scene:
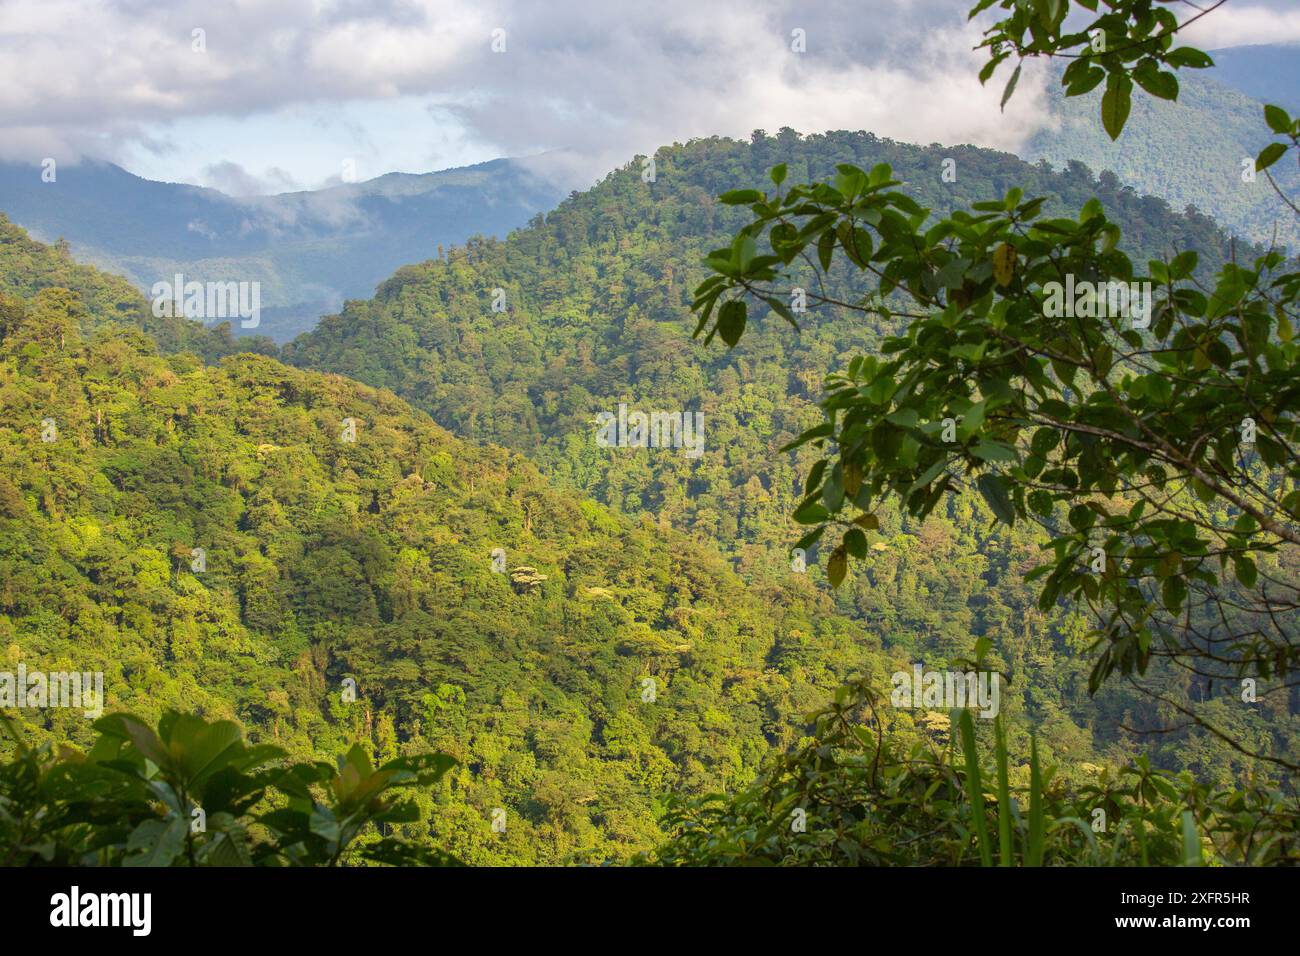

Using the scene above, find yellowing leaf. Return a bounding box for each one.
[992,243,1016,287]
[827,547,848,588]
[844,460,862,497]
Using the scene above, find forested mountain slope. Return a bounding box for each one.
[281,130,1293,784]
[1025,69,1300,249]
[1207,44,1300,112]
[1,134,1290,867]
[286,130,1243,566]
[0,273,946,863]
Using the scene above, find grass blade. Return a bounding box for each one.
[1027,736,1044,867]
[994,714,1013,866]
[958,709,993,867]
[1181,810,1203,867]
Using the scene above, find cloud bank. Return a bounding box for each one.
[0,0,1290,190]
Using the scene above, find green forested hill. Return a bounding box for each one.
[0,132,1292,867]
[1,277,966,863]
[284,130,1243,570]
[278,131,1297,787]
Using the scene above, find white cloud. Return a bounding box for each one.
[200,160,301,196]
[1181,3,1300,48]
[0,0,1053,188]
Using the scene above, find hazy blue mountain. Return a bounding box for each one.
[1023,61,1300,250]
[0,157,565,341]
[1207,44,1300,111]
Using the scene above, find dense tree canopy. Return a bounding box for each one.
[1,0,1295,868]
[675,0,1298,861]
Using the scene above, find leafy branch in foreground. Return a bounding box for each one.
[690,0,1298,770]
[973,0,1219,140]
[695,164,1298,739]
[0,710,459,866]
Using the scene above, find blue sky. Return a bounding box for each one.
[2,0,1297,194]
[118,97,484,193]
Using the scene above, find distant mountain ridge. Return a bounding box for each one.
[1023,46,1300,249]
[1208,43,1300,111]
[9,43,1292,344]
[0,156,565,342]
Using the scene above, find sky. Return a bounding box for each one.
[1,0,1298,195]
